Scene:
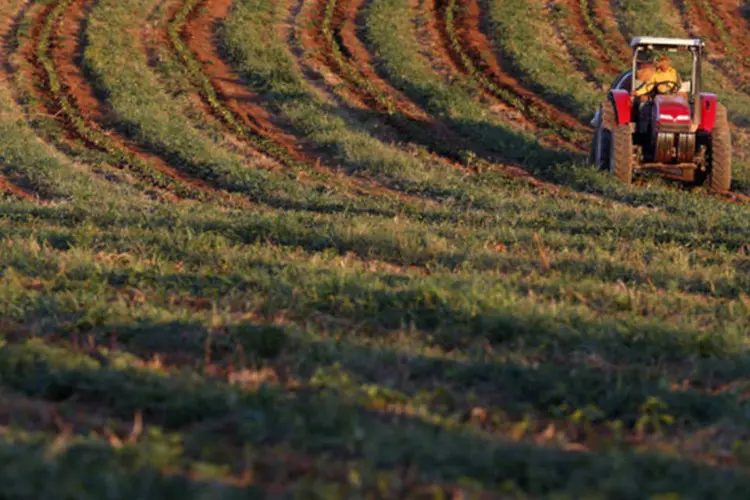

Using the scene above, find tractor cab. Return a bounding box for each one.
[628,37,704,135]
[589,36,732,192]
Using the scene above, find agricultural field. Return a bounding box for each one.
[1,0,749,497]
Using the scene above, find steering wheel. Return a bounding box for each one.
[633,79,680,98]
[653,80,680,95]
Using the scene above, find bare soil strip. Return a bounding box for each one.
[51,0,237,204]
[587,0,631,64]
[675,0,750,88]
[0,175,38,202]
[175,0,432,204]
[18,0,245,205]
[305,0,474,167]
[555,0,623,76]
[297,0,564,189]
[431,0,587,147]
[179,0,312,164]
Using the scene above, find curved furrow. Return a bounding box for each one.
[308,0,475,167]
[0,175,38,202]
[587,0,631,64]
[300,0,571,192]
[306,0,505,171]
[553,0,628,80]
[171,0,430,205]
[431,0,589,148]
[22,0,235,205]
[675,0,750,89]
[547,1,611,89]
[172,0,311,167]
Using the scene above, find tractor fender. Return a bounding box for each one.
[608,90,632,125]
[698,93,718,132]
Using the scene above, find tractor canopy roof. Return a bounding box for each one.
[630,37,705,50]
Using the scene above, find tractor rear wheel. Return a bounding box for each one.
[602,102,633,184]
[707,103,732,192]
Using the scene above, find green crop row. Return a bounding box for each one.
[320,0,398,115]
[549,2,612,88]
[579,0,628,68]
[35,0,208,201]
[318,0,497,167]
[168,0,324,179]
[485,0,602,122]
[693,0,750,74]
[83,0,407,215]
[442,0,584,144]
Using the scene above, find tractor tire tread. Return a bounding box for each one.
[604,101,633,184]
[709,103,732,192]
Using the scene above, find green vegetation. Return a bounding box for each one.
[1,0,749,496]
[485,0,601,120]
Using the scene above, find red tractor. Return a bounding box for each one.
[590,37,732,192]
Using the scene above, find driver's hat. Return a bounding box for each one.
[636,51,654,65]
[636,50,654,63]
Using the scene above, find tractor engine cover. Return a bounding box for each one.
[653,95,692,132]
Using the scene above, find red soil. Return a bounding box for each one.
[678,0,750,87]
[299,0,564,188]
[556,0,622,75]
[180,0,312,163]
[433,0,587,141]
[20,0,247,206]
[180,0,434,204]
[0,175,38,202]
[589,0,631,62]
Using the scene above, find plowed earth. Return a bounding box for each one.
[2,0,750,496]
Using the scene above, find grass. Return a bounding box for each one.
[485,0,601,121]
[83,0,406,214]
[1,0,750,496]
[363,0,582,167]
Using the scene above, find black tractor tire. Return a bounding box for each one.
[707,103,732,192]
[595,104,613,171]
[589,127,599,164]
[602,101,633,184]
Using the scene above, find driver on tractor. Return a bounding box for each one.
[632,54,681,97]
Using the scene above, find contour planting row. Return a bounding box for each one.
[677,0,750,87]
[30,0,214,202]
[1,0,147,208]
[218,0,571,208]
[310,0,527,170]
[84,0,430,215]
[169,0,315,174]
[170,0,441,208]
[574,0,629,67]
[435,0,586,145]
[549,0,626,88]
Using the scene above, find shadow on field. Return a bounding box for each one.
[10,303,750,429]
[294,100,747,211]
[2,326,750,496]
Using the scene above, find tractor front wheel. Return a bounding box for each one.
[602,102,633,184]
[707,103,732,192]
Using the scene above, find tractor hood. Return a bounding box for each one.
[653,95,692,130]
